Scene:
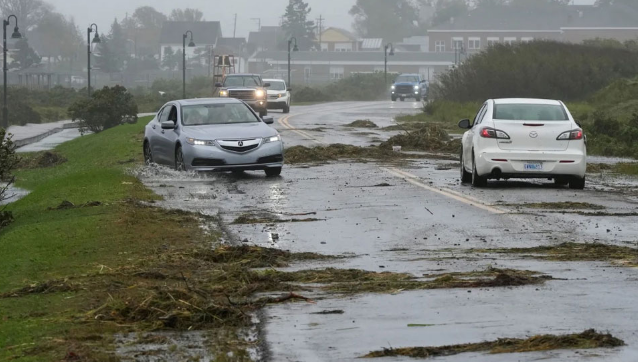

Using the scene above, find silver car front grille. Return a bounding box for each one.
[217,138,261,153]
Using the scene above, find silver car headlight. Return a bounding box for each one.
[263,135,281,143]
[187,138,215,146]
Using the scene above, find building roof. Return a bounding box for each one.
[360,38,383,49]
[217,37,246,48]
[429,4,638,32]
[248,26,281,50]
[249,51,455,65]
[319,27,357,42]
[160,21,222,45]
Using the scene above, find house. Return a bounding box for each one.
[159,21,222,66]
[427,4,638,53]
[248,51,455,85]
[317,27,358,51]
[247,26,282,53]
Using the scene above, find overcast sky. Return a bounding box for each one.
[48,0,595,38]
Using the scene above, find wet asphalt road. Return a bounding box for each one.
[139,101,638,362]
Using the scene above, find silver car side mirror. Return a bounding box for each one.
[161,121,176,130]
[262,116,275,125]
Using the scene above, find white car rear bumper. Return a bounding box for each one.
[476,149,586,179]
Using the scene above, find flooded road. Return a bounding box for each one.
[139,101,638,361]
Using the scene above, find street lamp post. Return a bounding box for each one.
[2,15,20,129]
[183,30,195,99]
[287,37,298,90]
[87,23,101,97]
[384,43,394,86]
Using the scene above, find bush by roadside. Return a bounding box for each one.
[0,128,18,229]
[68,85,138,134]
[292,73,391,103]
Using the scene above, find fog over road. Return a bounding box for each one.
[140,101,638,361]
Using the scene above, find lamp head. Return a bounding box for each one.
[11,26,21,39]
[92,33,101,44]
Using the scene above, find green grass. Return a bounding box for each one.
[0,118,213,360]
[395,100,480,134]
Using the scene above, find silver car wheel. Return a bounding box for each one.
[175,147,186,171]
[144,142,153,165]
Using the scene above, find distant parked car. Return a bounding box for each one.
[390,74,427,102]
[458,98,586,189]
[216,74,270,117]
[143,98,284,177]
[263,79,291,114]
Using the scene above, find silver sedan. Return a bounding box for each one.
[143,98,284,176]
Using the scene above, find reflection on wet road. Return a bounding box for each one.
[140,101,638,361]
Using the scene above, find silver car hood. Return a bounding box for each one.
[183,122,277,140]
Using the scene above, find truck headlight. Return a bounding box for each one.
[220,90,228,97]
[187,138,215,146]
[391,85,395,90]
[255,89,265,98]
[263,135,281,143]
[414,85,419,90]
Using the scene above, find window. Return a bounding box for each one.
[330,66,344,80]
[468,37,481,50]
[182,103,260,126]
[304,67,312,82]
[503,37,517,45]
[223,75,262,87]
[320,43,328,52]
[493,104,568,121]
[268,81,286,91]
[335,43,352,52]
[452,37,464,50]
[159,105,171,124]
[473,104,487,126]
[435,40,445,52]
[476,104,490,125]
[487,37,499,47]
[521,37,534,43]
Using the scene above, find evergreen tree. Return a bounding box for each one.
[281,0,316,51]
[162,46,177,70]
[9,39,41,70]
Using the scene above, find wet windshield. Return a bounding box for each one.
[494,104,568,121]
[182,103,259,125]
[395,75,419,83]
[223,76,261,87]
[267,81,286,91]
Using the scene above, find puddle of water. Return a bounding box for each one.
[588,155,637,164]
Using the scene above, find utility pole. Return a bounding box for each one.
[233,14,237,38]
[316,15,324,44]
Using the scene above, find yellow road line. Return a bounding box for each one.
[278,114,324,145]
[381,167,507,214]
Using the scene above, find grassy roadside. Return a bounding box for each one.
[0,117,220,360]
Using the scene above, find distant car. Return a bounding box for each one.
[216,74,270,117]
[390,74,427,102]
[263,79,291,114]
[143,98,284,177]
[458,98,586,189]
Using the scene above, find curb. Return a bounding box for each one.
[13,123,79,148]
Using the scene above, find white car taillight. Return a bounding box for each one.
[480,127,510,139]
[557,129,583,140]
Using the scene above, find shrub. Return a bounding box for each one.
[68,85,138,134]
[430,41,638,102]
[293,73,390,103]
[0,128,18,228]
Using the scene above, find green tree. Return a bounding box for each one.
[0,0,52,32]
[0,127,18,228]
[281,0,316,51]
[31,12,83,70]
[169,8,205,22]
[10,38,41,70]
[350,0,422,41]
[595,0,638,10]
[68,85,138,134]
[431,0,468,27]
[162,46,178,70]
[122,6,167,59]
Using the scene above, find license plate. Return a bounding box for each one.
[524,162,543,171]
[401,94,408,97]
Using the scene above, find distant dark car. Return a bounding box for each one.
[216,74,270,117]
[390,74,428,102]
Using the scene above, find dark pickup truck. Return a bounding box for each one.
[390,74,428,102]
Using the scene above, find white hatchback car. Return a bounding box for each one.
[459,99,586,189]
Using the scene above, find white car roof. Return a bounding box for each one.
[493,98,563,105]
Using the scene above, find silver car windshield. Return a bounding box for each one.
[268,81,286,91]
[493,104,568,121]
[182,104,260,126]
[224,76,261,87]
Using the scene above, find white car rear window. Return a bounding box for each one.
[493,104,568,121]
